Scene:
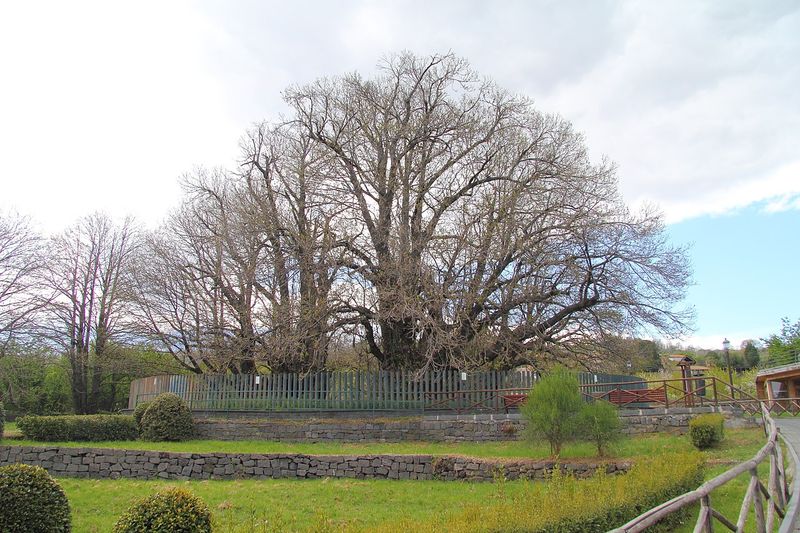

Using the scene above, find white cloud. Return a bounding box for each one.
[0,1,798,232]
[666,333,764,351]
[657,160,800,222]
[533,3,800,223]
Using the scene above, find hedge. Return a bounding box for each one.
[17,414,138,442]
[372,452,704,532]
[0,463,72,532]
[689,413,725,450]
[0,400,5,440]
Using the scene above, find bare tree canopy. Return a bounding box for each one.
[284,52,692,370]
[42,213,138,413]
[130,52,692,373]
[0,212,47,354]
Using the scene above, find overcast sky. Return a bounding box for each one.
[1,1,798,348]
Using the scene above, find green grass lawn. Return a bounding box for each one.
[1,427,770,532]
[672,462,773,533]
[5,427,764,463]
[61,477,522,532]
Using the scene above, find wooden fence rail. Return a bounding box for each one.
[609,403,799,533]
[127,370,643,412]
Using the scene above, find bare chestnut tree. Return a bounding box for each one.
[126,227,228,374]
[131,52,692,374]
[42,214,137,413]
[283,52,692,370]
[0,212,47,354]
[237,123,344,372]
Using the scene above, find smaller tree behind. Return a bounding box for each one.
[579,400,621,456]
[520,367,583,456]
[743,342,760,369]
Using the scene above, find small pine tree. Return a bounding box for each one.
[579,400,621,456]
[520,367,583,456]
[743,342,760,369]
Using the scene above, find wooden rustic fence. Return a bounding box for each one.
[127,370,643,412]
[610,403,800,533]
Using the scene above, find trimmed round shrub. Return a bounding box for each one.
[689,413,725,450]
[133,400,152,434]
[113,487,212,533]
[0,400,5,440]
[140,393,195,442]
[0,464,72,532]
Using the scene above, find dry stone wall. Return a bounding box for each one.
[193,406,758,442]
[0,445,629,482]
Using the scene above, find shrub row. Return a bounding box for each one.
[0,400,5,440]
[374,452,704,532]
[689,413,725,450]
[15,394,195,443]
[0,464,211,533]
[17,414,138,442]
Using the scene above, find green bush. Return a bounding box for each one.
[689,413,725,449]
[133,401,152,434]
[374,452,704,533]
[0,463,72,532]
[140,393,195,442]
[520,367,583,455]
[16,414,138,441]
[0,400,5,440]
[579,400,621,456]
[113,487,212,533]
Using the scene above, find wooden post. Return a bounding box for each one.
[696,495,713,533]
[753,472,767,533]
[713,378,718,407]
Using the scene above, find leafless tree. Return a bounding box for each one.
[129,127,345,374]
[42,214,137,413]
[282,52,692,370]
[0,212,48,354]
[131,52,692,374]
[126,227,227,374]
[237,123,344,372]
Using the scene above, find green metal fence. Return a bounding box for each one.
[759,349,800,372]
[128,369,643,413]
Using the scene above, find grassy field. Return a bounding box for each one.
[1,427,769,532]
[5,427,765,463]
[672,462,772,533]
[61,477,523,532]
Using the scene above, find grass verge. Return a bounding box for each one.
[6,427,764,462]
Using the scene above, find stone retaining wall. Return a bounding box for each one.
[193,406,759,442]
[0,445,629,482]
[195,414,520,442]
